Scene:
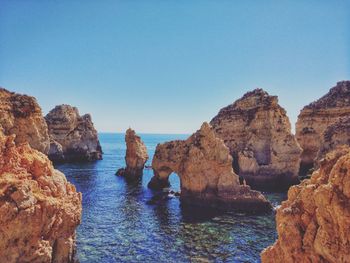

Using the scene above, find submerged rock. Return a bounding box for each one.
[210,89,301,191]
[45,104,102,163]
[261,146,350,263]
[296,80,350,175]
[0,87,50,154]
[116,128,149,179]
[148,122,272,212]
[0,131,82,262]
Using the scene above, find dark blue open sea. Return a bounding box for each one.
[56,133,286,263]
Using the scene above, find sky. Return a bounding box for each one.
[0,1,349,134]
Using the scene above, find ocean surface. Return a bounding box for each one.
[56,133,287,263]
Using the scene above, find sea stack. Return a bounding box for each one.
[0,87,50,154]
[116,128,149,179]
[261,146,350,263]
[210,89,301,191]
[296,81,350,175]
[45,104,102,163]
[0,131,82,262]
[148,122,272,212]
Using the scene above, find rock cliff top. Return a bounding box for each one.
[0,87,50,154]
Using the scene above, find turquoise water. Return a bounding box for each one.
[56,133,286,263]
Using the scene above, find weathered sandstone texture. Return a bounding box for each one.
[148,122,272,212]
[261,146,350,263]
[296,81,350,175]
[116,128,149,179]
[0,131,82,262]
[45,105,102,163]
[316,116,350,166]
[210,89,301,191]
[0,87,50,154]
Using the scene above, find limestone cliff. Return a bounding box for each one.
[0,87,50,154]
[296,81,350,175]
[116,128,149,179]
[148,122,271,212]
[0,131,82,262]
[261,146,350,263]
[45,105,102,162]
[210,89,301,191]
[316,116,350,166]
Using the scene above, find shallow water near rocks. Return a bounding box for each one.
[56,133,286,263]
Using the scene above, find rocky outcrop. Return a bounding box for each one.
[45,105,102,163]
[296,81,350,175]
[316,116,350,166]
[148,122,271,212]
[0,131,82,262]
[210,89,301,191]
[0,87,50,154]
[261,146,350,263]
[116,128,149,179]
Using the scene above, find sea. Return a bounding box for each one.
[55,133,287,263]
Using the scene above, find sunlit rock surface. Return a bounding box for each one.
[210,89,301,191]
[148,122,271,212]
[0,87,50,154]
[45,104,102,163]
[261,146,350,263]
[296,80,350,175]
[116,128,149,179]
[0,131,82,262]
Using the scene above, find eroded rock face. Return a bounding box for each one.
[210,89,301,191]
[316,116,350,166]
[261,146,350,263]
[296,81,350,175]
[0,87,50,154]
[45,105,102,163]
[148,122,271,212]
[0,131,82,262]
[116,128,149,179]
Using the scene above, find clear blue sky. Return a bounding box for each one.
[1,1,349,133]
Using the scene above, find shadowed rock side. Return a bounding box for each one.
[210,89,301,191]
[296,80,350,176]
[45,104,102,163]
[0,87,50,154]
[261,146,350,263]
[316,116,350,167]
[148,122,272,212]
[116,128,149,179]
[0,131,82,263]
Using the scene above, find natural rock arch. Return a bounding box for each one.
[148,122,271,212]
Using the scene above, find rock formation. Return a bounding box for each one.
[261,146,350,263]
[316,116,350,166]
[296,80,350,175]
[116,128,149,179]
[0,131,82,262]
[148,122,272,212]
[45,104,102,162]
[210,89,301,191]
[0,87,50,154]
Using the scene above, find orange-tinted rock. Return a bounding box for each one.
[148,122,271,212]
[116,128,149,179]
[45,105,102,163]
[316,116,350,166]
[210,89,301,191]
[0,131,82,262]
[296,81,350,175]
[0,87,50,154]
[261,146,350,263]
